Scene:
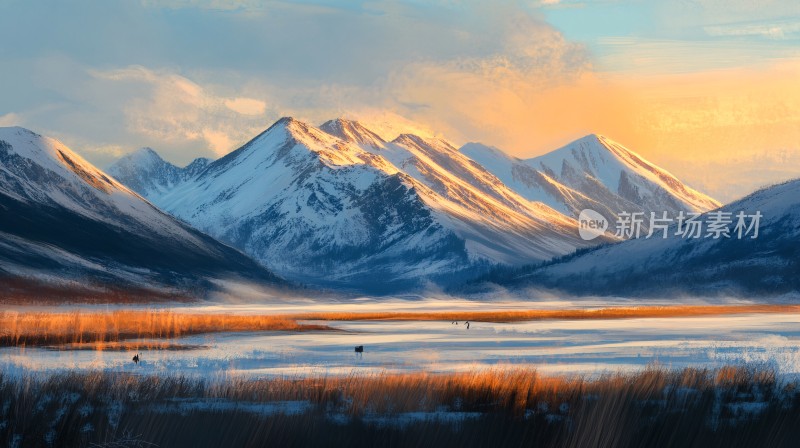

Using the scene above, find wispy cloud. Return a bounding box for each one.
[90,66,276,157]
[595,37,800,74]
[704,20,800,39]
[139,0,265,11]
[0,113,22,127]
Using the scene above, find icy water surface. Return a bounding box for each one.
[3,305,800,378]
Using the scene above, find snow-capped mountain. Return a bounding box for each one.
[321,118,583,243]
[107,147,211,198]
[461,135,720,222]
[487,178,800,297]
[125,117,598,292]
[0,127,283,297]
[320,118,387,149]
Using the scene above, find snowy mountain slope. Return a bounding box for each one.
[460,142,620,219]
[321,118,584,239]
[490,179,800,297]
[320,118,387,149]
[317,119,605,261]
[0,127,284,296]
[107,147,211,198]
[461,135,720,222]
[532,134,719,211]
[136,118,598,292]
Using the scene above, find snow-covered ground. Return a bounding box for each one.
[3,301,800,379]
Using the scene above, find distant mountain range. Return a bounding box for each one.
[107,117,720,293]
[107,148,211,199]
[461,135,719,225]
[473,178,800,297]
[0,126,285,300]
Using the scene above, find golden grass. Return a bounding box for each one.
[1,364,779,417]
[0,310,331,347]
[296,304,800,323]
[1,365,792,447]
[213,365,775,416]
[46,341,209,351]
[3,304,797,349]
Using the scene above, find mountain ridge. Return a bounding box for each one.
[107,146,211,199]
[106,117,724,293]
[114,117,609,292]
[480,177,799,297]
[0,126,286,299]
[461,133,720,224]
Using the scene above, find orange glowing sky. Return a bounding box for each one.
[1,0,798,202]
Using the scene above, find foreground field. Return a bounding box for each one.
[3,304,799,348]
[2,366,798,447]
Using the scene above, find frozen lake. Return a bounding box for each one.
[4,306,800,378]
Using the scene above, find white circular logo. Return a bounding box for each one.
[578,209,608,241]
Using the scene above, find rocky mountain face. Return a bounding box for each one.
[113,118,606,292]
[0,126,284,299]
[107,147,211,198]
[481,179,798,297]
[461,135,720,225]
[108,117,721,293]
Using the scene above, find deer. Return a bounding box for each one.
[354,345,364,358]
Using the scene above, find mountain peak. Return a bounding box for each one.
[266,116,321,139]
[578,133,603,141]
[234,117,320,156]
[184,157,212,175]
[125,147,166,166]
[135,146,160,156]
[529,134,720,212]
[0,126,122,195]
[560,134,641,159]
[537,133,652,172]
[255,116,307,139]
[320,118,386,148]
[209,116,383,174]
[274,116,297,126]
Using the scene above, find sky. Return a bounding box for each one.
[0,0,799,202]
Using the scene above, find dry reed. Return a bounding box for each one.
[0,365,795,447]
[0,310,331,347]
[3,304,797,349]
[296,304,800,323]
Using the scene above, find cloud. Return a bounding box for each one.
[224,97,267,115]
[704,20,800,39]
[595,37,800,74]
[0,113,22,127]
[310,10,590,150]
[657,0,800,28]
[90,66,274,157]
[201,129,235,153]
[610,59,800,202]
[140,0,265,11]
[345,110,439,141]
